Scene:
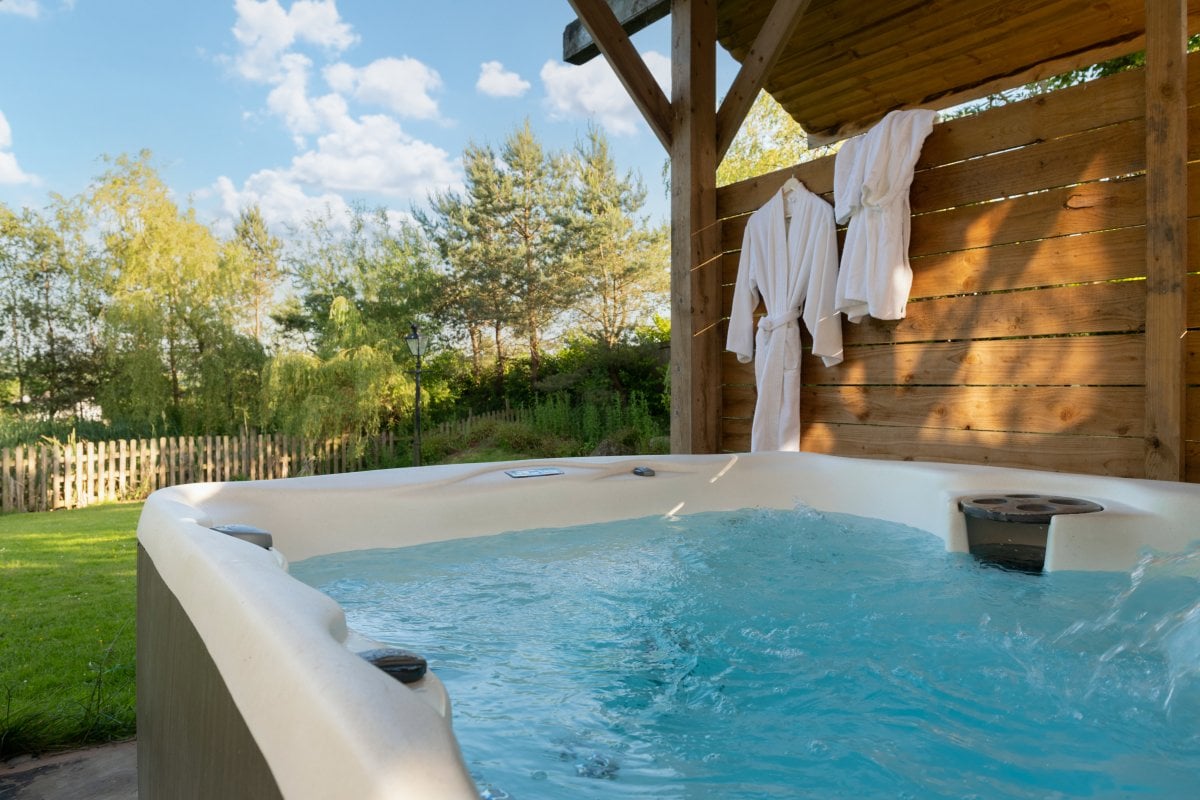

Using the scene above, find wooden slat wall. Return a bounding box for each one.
[716,53,1200,480]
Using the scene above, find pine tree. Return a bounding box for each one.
[565,127,668,348]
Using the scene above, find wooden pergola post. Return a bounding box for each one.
[1144,0,1188,480]
[669,0,720,453]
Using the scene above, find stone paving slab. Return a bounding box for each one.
[0,741,136,800]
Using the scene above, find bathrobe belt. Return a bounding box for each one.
[758,308,801,333]
[757,309,803,373]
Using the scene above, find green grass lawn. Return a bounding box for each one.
[0,503,142,756]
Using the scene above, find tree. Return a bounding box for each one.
[494,121,575,384]
[87,151,263,433]
[231,205,283,342]
[716,91,837,186]
[564,127,668,347]
[421,122,579,387]
[420,142,517,388]
[284,204,440,358]
[0,199,102,418]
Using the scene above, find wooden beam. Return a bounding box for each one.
[1143,0,1188,481]
[715,0,812,162]
[669,0,720,453]
[563,0,670,65]
[567,0,674,150]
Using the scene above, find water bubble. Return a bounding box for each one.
[575,752,619,780]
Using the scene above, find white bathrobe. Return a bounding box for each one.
[834,109,937,322]
[727,178,843,452]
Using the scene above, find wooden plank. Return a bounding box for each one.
[1184,387,1200,440]
[715,51,1200,224]
[918,52,1200,165]
[908,227,1151,299]
[1,447,11,512]
[716,0,813,162]
[83,441,93,506]
[1143,0,1189,480]
[771,0,1151,140]
[564,0,670,64]
[782,10,1137,134]
[26,445,36,511]
[724,385,1144,437]
[910,115,1148,216]
[716,156,834,219]
[119,440,128,499]
[798,423,1146,478]
[153,438,163,491]
[720,169,1155,253]
[722,277,1146,344]
[817,386,1143,437]
[61,444,73,509]
[910,175,1150,258]
[1187,441,1200,483]
[36,445,47,512]
[766,0,1059,96]
[52,444,63,509]
[97,441,107,504]
[567,0,674,150]
[920,68,1143,166]
[669,0,721,453]
[14,445,24,512]
[724,334,1148,388]
[720,386,1142,441]
[723,225,1153,295]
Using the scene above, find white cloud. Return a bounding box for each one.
[476,60,530,98]
[0,0,40,18]
[289,113,459,196]
[232,0,357,83]
[216,170,352,233]
[262,53,355,145]
[322,57,442,120]
[221,1,459,231]
[540,50,671,137]
[215,110,460,232]
[0,110,37,186]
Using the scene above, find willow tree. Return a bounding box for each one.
[88,151,263,432]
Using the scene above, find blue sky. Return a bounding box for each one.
[0,0,733,234]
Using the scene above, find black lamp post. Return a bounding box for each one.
[405,324,429,466]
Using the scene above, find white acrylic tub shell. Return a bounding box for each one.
[137,452,1200,799]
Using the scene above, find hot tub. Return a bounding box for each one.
[136,452,1200,798]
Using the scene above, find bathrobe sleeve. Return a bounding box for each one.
[801,197,844,368]
[727,212,764,364]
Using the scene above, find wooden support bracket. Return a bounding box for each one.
[567,0,675,150]
[715,0,812,162]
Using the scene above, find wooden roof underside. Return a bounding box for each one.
[566,0,1200,142]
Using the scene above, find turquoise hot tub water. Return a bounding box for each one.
[291,506,1200,799]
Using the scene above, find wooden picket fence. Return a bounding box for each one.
[0,431,405,513]
[0,409,529,513]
